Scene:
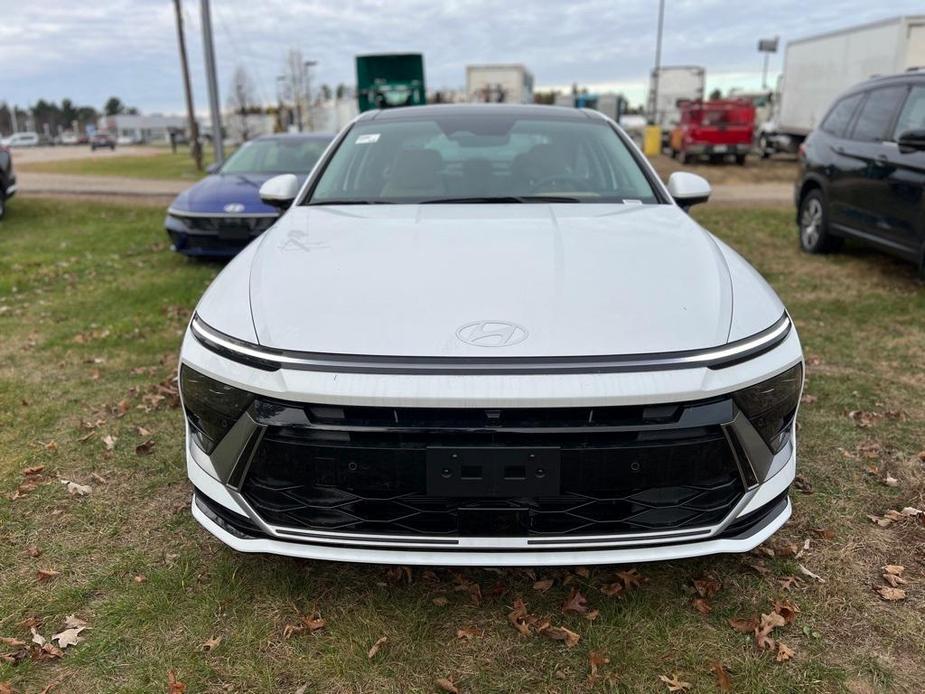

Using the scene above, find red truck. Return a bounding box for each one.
[670,98,756,165]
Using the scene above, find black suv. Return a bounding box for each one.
[0,144,16,220]
[795,72,925,275]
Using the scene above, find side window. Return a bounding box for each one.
[849,86,907,142]
[893,85,925,138]
[821,94,863,137]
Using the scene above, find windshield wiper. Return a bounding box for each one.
[420,195,582,204]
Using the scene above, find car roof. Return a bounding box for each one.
[847,69,925,93]
[360,103,596,122]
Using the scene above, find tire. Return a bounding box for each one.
[678,150,689,165]
[670,148,677,159]
[759,135,771,159]
[798,189,842,254]
[0,191,5,221]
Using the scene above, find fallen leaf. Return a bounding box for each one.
[883,564,905,576]
[432,596,448,606]
[710,661,733,690]
[167,670,187,694]
[561,587,589,615]
[508,598,532,636]
[616,568,643,590]
[133,575,146,584]
[367,635,388,659]
[0,683,13,694]
[23,465,45,476]
[135,439,156,456]
[36,568,60,582]
[101,434,117,451]
[533,578,554,593]
[538,623,581,648]
[756,611,786,651]
[692,576,722,599]
[51,626,85,649]
[62,615,87,630]
[25,546,41,558]
[812,527,835,540]
[793,474,814,494]
[584,608,600,621]
[0,637,25,648]
[435,678,459,694]
[456,626,481,640]
[692,597,712,615]
[659,673,692,691]
[876,586,906,601]
[776,642,795,662]
[90,472,108,484]
[135,425,152,437]
[729,616,759,633]
[600,580,624,597]
[800,393,817,405]
[882,572,907,588]
[882,473,899,487]
[65,481,91,496]
[798,564,825,583]
[575,566,591,578]
[589,651,610,680]
[773,600,800,625]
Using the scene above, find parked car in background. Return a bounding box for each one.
[670,98,755,164]
[90,133,116,151]
[0,144,17,219]
[796,72,925,275]
[59,131,80,145]
[2,132,40,148]
[165,132,334,257]
[181,105,803,566]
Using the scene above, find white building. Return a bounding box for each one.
[104,114,191,143]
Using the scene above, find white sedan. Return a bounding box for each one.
[179,104,803,566]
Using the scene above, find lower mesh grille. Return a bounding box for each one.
[237,399,745,539]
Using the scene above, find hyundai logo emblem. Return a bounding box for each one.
[223,203,246,213]
[456,320,528,347]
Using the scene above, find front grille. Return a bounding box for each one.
[181,215,276,235]
[234,398,746,539]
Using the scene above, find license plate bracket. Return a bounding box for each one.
[426,447,560,497]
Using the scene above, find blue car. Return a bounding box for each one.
[165,133,333,257]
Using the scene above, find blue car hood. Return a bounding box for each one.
[170,173,306,214]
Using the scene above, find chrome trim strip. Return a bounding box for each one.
[190,313,792,376]
[167,207,279,219]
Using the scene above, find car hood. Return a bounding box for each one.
[170,173,304,215]
[236,203,778,359]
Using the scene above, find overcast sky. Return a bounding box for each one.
[1,1,923,114]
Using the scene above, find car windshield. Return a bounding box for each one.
[308,111,659,204]
[220,138,329,175]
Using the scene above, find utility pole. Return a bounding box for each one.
[304,60,317,131]
[200,0,225,165]
[172,0,202,170]
[650,0,665,124]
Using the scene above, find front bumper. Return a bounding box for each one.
[684,143,750,156]
[180,316,802,565]
[165,212,277,258]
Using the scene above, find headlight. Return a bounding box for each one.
[179,365,253,454]
[734,363,803,453]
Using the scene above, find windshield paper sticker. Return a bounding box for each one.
[356,133,380,144]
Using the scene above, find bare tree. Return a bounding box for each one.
[228,65,258,141]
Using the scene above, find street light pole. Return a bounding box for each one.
[200,0,225,165]
[650,0,665,124]
[304,60,317,131]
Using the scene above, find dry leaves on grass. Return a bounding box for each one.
[533,578,554,593]
[793,474,814,494]
[710,661,733,691]
[691,574,722,614]
[63,480,91,496]
[435,678,459,694]
[561,587,590,615]
[600,567,646,597]
[201,636,222,652]
[877,565,907,601]
[101,434,117,451]
[432,596,449,606]
[538,623,581,648]
[729,616,759,633]
[36,569,61,582]
[659,673,692,691]
[456,626,482,640]
[167,670,187,694]
[282,612,326,638]
[798,564,825,583]
[134,439,156,456]
[588,651,610,682]
[776,642,796,662]
[367,636,388,659]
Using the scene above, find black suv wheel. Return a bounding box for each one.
[798,189,842,254]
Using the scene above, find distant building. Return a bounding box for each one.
[104,114,191,143]
[466,64,534,104]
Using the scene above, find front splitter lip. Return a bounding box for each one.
[191,496,791,567]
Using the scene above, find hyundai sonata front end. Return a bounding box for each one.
[180,104,802,566]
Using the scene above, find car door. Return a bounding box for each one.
[834,85,909,252]
[880,84,925,258]
[815,92,865,231]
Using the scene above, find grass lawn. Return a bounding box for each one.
[17,150,214,181]
[0,198,923,693]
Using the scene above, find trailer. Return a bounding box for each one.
[759,15,925,155]
[355,54,426,113]
[466,64,534,104]
[646,66,706,132]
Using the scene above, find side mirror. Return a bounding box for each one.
[897,129,925,153]
[205,162,221,174]
[259,174,300,209]
[666,172,711,210]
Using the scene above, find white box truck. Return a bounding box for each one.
[466,65,534,104]
[646,65,706,131]
[760,15,925,155]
